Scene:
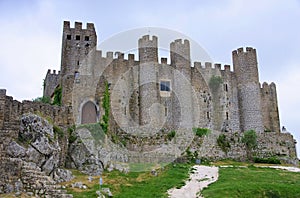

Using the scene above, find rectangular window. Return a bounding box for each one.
[85,36,90,41]
[160,81,171,92]
[67,35,71,40]
[224,84,228,92]
[74,71,80,78]
[76,35,80,40]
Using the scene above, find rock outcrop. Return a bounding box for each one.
[0,114,73,196]
[67,124,129,175]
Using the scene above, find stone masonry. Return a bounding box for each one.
[0,20,298,195]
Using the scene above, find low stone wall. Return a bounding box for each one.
[192,131,298,165]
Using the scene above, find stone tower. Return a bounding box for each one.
[170,39,191,78]
[170,39,194,128]
[233,47,264,133]
[60,21,97,106]
[138,35,160,126]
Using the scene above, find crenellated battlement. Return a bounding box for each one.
[63,21,95,31]
[47,69,60,75]
[193,61,232,72]
[0,92,73,131]
[139,35,158,42]
[171,39,190,47]
[0,89,6,98]
[232,47,256,56]
[261,82,277,93]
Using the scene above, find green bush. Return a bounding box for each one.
[254,157,281,164]
[68,125,77,144]
[32,96,51,104]
[242,130,257,149]
[53,125,64,138]
[52,86,62,106]
[193,128,211,137]
[167,130,176,141]
[217,134,231,153]
[209,75,223,92]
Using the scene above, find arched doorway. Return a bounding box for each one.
[81,101,97,124]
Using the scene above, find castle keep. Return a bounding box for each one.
[44,21,280,135]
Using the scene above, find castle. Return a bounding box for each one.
[0,21,298,195]
[44,21,280,135]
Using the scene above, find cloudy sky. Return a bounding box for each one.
[0,0,300,156]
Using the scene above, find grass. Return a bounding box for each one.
[64,163,191,198]
[201,166,300,198]
[3,161,300,198]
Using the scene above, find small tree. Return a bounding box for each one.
[242,130,257,161]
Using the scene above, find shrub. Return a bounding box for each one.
[167,130,176,141]
[209,75,223,92]
[254,157,281,164]
[32,96,51,104]
[53,125,64,138]
[242,130,257,149]
[193,128,211,137]
[68,125,77,144]
[242,130,257,161]
[52,86,62,106]
[217,134,231,153]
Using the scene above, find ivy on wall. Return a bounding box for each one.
[52,86,62,106]
[100,81,110,134]
[209,75,223,92]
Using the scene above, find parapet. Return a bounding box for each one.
[138,35,158,48]
[139,35,157,42]
[171,39,190,47]
[193,61,232,72]
[232,47,256,56]
[47,69,60,75]
[0,89,6,98]
[63,21,96,31]
[106,51,113,59]
[261,82,277,92]
[128,54,135,61]
[115,52,124,59]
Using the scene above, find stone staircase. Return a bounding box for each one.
[21,161,73,198]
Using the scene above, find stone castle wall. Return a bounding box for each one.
[0,89,73,158]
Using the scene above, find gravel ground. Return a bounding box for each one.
[167,165,219,198]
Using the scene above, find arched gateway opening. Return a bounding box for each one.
[81,101,98,124]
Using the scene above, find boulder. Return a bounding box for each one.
[6,141,26,158]
[53,168,74,183]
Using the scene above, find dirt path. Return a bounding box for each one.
[168,165,219,198]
